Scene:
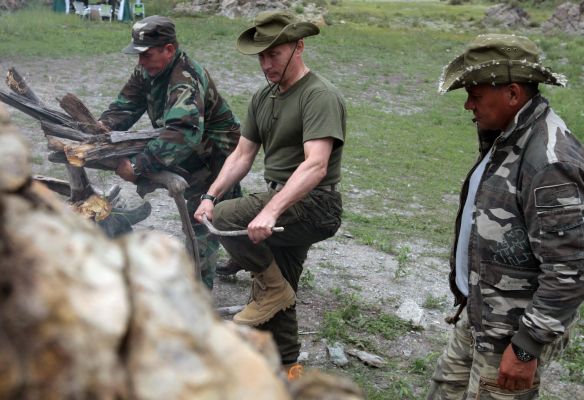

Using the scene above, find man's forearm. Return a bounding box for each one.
[263,156,327,219]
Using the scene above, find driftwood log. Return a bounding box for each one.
[0,103,364,399]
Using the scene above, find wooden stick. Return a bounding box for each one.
[42,121,96,142]
[137,171,202,281]
[6,67,43,105]
[109,128,163,143]
[33,175,71,196]
[63,141,148,167]
[58,93,107,135]
[201,214,284,236]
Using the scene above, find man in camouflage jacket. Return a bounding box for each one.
[99,16,241,289]
[428,34,584,399]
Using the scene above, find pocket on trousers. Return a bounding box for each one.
[477,376,539,399]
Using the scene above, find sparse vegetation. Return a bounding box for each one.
[563,318,584,383]
[395,245,411,279]
[320,290,418,353]
[300,268,316,289]
[423,293,447,310]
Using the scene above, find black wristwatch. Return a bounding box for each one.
[200,193,217,204]
[130,160,142,177]
[512,343,535,362]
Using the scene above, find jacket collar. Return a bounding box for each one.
[500,94,548,141]
[142,48,183,82]
[477,94,549,154]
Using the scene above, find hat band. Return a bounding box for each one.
[253,33,278,44]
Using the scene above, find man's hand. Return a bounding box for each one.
[194,200,215,224]
[116,158,137,183]
[247,208,278,244]
[96,120,111,134]
[497,343,537,391]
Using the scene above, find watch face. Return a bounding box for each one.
[512,344,535,362]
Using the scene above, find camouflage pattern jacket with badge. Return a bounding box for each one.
[449,94,584,358]
[100,49,240,178]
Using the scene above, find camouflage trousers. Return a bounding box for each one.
[186,182,241,290]
[427,309,545,400]
[213,187,342,364]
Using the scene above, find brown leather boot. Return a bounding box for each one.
[233,260,296,326]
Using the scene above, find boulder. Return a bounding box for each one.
[483,4,530,28]
[542,1,584,34]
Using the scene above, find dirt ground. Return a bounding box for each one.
[2,53,582,399]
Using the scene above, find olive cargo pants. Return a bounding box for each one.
[213,187,342,363]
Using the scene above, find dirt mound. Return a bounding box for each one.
[542,1,584,34]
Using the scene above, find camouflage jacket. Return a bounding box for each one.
[100,49,240,178]
[449,94,584,357]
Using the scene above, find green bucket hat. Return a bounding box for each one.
[122,15,177,55]
[236,11,320,55]
[438,33,567,94]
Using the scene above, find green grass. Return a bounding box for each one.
[320,290,435,398]
[563,311,584,383]
[2,1,584,396]
[321,291,419,351]
[423,293,447,310]
[300,268,316,289]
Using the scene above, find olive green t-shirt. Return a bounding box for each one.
[242,72,346,186]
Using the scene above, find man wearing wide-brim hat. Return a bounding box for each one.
[428,33,584,399]
[195,11,346,380]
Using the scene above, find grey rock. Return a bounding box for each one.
[396,299,425,327]
[326,341,349,367]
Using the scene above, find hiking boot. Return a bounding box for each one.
[233,260,296,326]
[216,258,244,276]
[282,362,304,381]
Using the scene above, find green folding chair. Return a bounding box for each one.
[133,1,144,20]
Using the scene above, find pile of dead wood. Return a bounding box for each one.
[1,67,160,174]
[0,67,153,236]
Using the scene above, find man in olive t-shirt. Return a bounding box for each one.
[194,11,346,379]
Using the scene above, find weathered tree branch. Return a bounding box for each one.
[64,140,149,167]
[33,175,72,196]
[42,121,96,142]
[6,67,43,105]
[109,128,163,143]
[58,93,109,135]
[201,214,284,236]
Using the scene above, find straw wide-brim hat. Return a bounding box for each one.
[237,11,320,55]
[438,34,567,94]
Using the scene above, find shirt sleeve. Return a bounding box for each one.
[513,162,584,357]
[301,88,346,145]
[241,91,261,144]
[138,80,206,172]
[99,67,148,131]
